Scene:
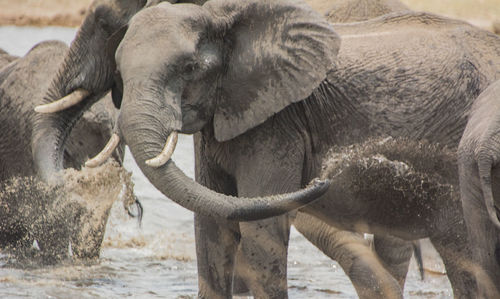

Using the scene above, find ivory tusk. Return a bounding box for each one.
[85,133,120,168]
[34,88,89,113]
[145,131,178,168]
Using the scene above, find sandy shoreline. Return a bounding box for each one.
[0,0,498,32]
[0,0,90,27]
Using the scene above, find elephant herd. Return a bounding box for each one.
[2,0,500,297]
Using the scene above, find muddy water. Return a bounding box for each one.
[0,26,452,298]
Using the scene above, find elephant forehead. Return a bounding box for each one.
[132,2,208,35]
[120,4,207,59]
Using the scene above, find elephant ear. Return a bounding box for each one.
[205,0,340,142]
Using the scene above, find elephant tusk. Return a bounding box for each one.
[34,88,89,113]
[85,133,120,168]
[145,131,178,168]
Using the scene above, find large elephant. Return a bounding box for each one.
[0,41,130,263]
[458,79,500,297]
[32,0,407,297]
[57,0,500,297]
[68,0,500,297]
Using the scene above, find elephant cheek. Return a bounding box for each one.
[181,109,209,134]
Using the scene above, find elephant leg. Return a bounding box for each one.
[430,235,482,299]
[195,214,240,299]
[193,133,241,299]
[232,246,251,295]
[232,141,306,298]
[372,234,413,289]
[294,212,403,299]
[237,214,291,298]
[459,160,500,297]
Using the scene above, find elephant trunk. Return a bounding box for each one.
[118,87,329,221]
[32,19,115,183]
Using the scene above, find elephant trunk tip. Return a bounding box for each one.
[226,178,330,222]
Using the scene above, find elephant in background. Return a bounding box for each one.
[31,0,217,184]
[0,41,132,264]
[321,0,410,23]
[78,0,500,297]
[0,48,17,69]
[458,79,500,297]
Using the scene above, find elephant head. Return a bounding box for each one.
[32,0,217,184]
[95,0,337,220]
[31,0,173,183]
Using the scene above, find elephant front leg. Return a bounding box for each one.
[194,133,241,298]
[372,234,413,290]
[232,140,304,298]
[195,214,240,299]
[294,212,403,299]
[236,215,291,298]
[458,160,500,298]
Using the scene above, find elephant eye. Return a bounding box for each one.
[98,18,113,36]
[182,61,199,79]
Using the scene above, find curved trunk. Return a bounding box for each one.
[119,89,329,221]
[32,18,114,182]
[33,103,90,183]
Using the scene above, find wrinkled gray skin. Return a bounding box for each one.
[0,48,18,69]
[303,137,475,297]
[290,0,418,294]
[32,0,402,297]
[323,0,410,23]
[31,0,208,184]
[458,79,500,298]
[112,1,500,297]
[33,0,329,224]
[0,42,122,263]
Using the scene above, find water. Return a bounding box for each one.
[0,26,452,298]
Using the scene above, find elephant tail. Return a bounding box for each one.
[478,156,500,230]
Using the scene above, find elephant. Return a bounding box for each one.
[458,79,500,297]
[0,41,133,263]
[31,0,408,297]
[322,0,410,23]
[0,48,18,69]
[60,0,499,297]
[31,0,221,182]
[300,137,475,297]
